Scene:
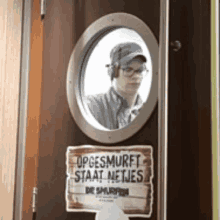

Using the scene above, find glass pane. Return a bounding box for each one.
[83,28,153,130]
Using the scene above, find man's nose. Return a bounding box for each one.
[130,73,143,80]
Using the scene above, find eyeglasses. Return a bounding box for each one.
[120,65,148,77]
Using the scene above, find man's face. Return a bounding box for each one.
[114,59,145,95]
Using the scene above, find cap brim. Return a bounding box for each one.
[120,52,147,65]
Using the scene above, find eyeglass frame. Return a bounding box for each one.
[119,64,148,78]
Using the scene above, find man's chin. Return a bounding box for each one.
[126,87,140,94]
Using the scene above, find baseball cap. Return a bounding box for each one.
[110,42,147,66]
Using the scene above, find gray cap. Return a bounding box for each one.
[110,42,147,66]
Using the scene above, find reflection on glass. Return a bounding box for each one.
[83,28,153,130]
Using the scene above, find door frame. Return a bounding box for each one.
[211,0,220,220]
[157,0,170,220]
[14,0,44,220]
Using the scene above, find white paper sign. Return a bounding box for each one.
[66,145,154,218]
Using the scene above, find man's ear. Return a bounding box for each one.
[114,63,120,78]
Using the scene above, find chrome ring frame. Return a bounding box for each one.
[66,12,159,144]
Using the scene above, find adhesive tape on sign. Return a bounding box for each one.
[95,202,128,220]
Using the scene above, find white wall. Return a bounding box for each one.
[0,0,23,219]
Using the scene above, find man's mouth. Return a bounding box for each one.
[129,82,141,85]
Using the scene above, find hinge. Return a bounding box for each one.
[32,187,38,213]
[41,0,46,20]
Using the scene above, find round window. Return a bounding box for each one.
[66,13,158,143]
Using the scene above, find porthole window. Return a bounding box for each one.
[67,13,158,143]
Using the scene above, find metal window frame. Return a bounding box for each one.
[66,13,159,143]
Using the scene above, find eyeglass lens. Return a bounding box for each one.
[121,66,147,77]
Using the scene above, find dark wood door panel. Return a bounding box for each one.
[167,1,212,220]
[37,1,160,220]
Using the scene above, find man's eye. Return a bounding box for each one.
[134,69,142,73]
[125,68,133,72]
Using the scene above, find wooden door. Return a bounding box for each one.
[32,1,212,220]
